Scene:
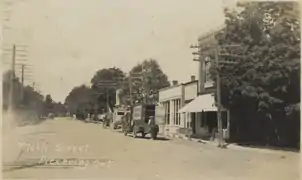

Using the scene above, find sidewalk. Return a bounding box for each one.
[164,134,299,155]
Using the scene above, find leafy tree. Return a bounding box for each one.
[52,102,68,116]
[127,59,170,104]
[65,85,93,115]
[43,94,54,115]
[90,67,125,110]
[210,1,300,146]
[23,85,44,116]
[2,70,23,108]
[2,70,45,124]
[65,61,169,115]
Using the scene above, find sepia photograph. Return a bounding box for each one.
[1,0,300,179]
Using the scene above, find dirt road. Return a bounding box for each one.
[3,118,300,180]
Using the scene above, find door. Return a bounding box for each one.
[191,113,196,134]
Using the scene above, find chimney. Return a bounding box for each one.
[172,80,178,86]
[190,75,196,81]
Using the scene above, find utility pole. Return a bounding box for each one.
[213,39,224,148]
[190,28,240,148]
[21,64,25,103]
[128,75,133,106]
[8,44,16,111]
[3,44,31,101]
[141,63,147,104]
[106,88,110,112]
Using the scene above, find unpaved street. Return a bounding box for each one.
[3,118,300,180]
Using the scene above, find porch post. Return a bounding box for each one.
[226,110,230,140]
[187,111,192,141]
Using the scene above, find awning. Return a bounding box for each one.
[179,94,217,113]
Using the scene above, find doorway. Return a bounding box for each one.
[191,113,196,134]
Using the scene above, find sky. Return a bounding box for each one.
[2,0,237,102]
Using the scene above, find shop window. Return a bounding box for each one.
[163,101,170,125]
[174,99,181,125]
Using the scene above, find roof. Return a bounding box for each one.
[179,93,217,113]
[158,84,182,92]
[159,80,198,92]
[182,80,198,86]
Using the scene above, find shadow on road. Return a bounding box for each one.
[125,135,170,141]
[17,117,48,127]
[235,143,299,153]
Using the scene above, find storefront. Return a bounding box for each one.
[179,93,229,140]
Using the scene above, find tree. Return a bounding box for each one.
[2,70,23,109]
[52,102,68,117]
[23,85,44,116]
[210,2,300,146]
[65,85,93,115]
[44,94,54,115]
[127,59,170,104]
[64,61,170,115]
[2,70,45,124]
[90,67,125,110]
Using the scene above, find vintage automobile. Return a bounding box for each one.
[123,104,164,139]
[112,109,128,129]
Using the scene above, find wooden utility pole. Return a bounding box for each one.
[128,75,133,106]
[213,40,224,148]
[8,44,16,110]
[141,63,147,104]
[20,64,25,103]
[190,28,240,148]
[106,88,110,112]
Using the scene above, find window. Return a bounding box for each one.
[184,114,186,128]
[173,99,181,125]
[167,102,170,124]
[173,100,176,124]
[205,59,212,83]
[174,100,177,125]
[163,101,170,125]
[177,100,181,125]
[177,101,179,125]
[173,100,175,124]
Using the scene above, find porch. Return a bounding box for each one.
[178,93,230,140]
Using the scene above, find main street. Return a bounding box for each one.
[3,118,299,180]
